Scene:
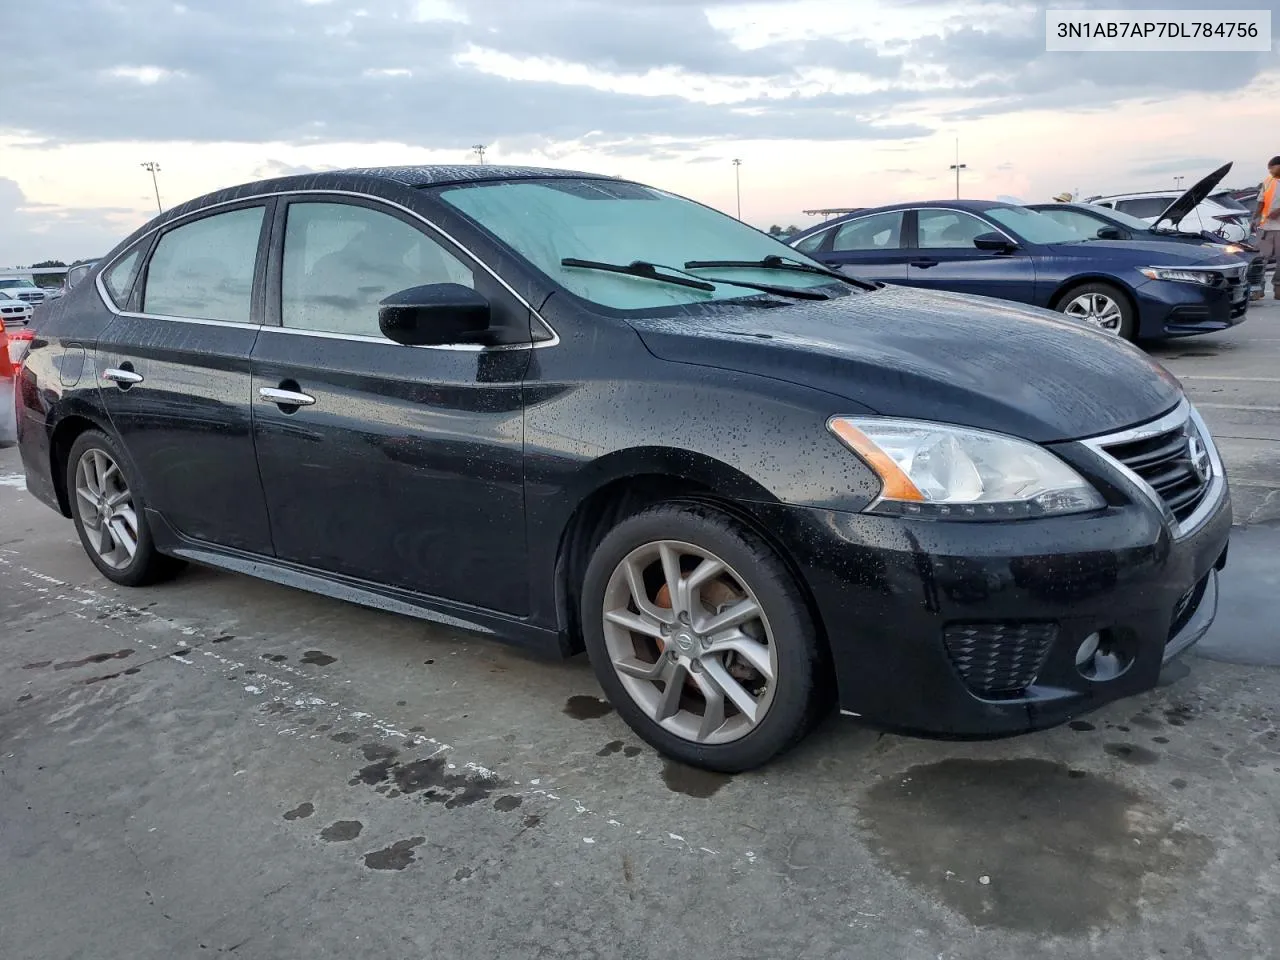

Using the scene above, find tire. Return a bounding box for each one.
[580,502,827,772]
[66,429,184,587]
[1056,281,1136,340]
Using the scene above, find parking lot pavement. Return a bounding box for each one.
[4,308,1280,960]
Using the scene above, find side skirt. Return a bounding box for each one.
[146,509,569,658]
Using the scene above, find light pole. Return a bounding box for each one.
[140,161,162,212]
[1173,175,1185,190]
[472,144,487,165]
[948,139,966,200]
[732,158,742,219]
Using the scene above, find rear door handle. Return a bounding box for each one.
[102,367,144,385]
[909,259,939,268]
[258,387,316,407]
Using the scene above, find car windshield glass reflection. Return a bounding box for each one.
[438,178,844,310]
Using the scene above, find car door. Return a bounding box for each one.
[95,200,276,554]
[901,208,1038,303]
[821,211,909,283]
[250,196,530,614]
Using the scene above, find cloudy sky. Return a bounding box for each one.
[3,0,1278,264]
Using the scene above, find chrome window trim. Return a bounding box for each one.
[1081,397,1226,539]
[94,188,559,352]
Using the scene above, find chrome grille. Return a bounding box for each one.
[1091,402,1216,528]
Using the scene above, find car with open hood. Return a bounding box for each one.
[788,199,1249,340]
[15,166,1231,771]
[1087,162,1253,243]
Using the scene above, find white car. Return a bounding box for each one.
[0,290,33,327]
[0,276,51,305]
[1087,163,1253,243]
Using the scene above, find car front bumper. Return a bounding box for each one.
[1135,277,1248,338]
[745,479,1231,738]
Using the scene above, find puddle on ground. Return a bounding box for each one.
[364,837,424,871]
[661,759,732,798]
[283,802,314,821]
[320,820,363,842]
[564,695,613,720]
[53,649,134,671]
[861,758,1212,934]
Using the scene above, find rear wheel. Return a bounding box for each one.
[66,430,183,587]
[1057,281,1136,340]
[580,502,827,772]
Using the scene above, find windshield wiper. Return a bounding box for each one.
[561,258,714,291]
[561,257,829,302]
[683,254,879,291]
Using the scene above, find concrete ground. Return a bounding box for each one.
[3,297,1280,960]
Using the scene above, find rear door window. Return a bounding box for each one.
[142,207,266,322]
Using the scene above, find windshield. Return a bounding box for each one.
[437,179,840,310]
[0,278,37,289]
[982,206,1083,244]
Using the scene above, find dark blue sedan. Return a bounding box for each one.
[789,200,1250,340]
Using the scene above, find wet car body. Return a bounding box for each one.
[16,166,1231,767]
[789,199,1250,339]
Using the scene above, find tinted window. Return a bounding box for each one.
[1208,191,1249,212]
[916,210,990,249]
[66,263,94,290]
[1113,197,1171,219]
[281,202,473,337]
[143,207,265,322]
[102,249,142,305]
[793,229,829,254]
[832,211,903,252]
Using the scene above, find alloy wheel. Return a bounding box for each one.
[1063,293,1123,333]
[601,540,778,745]
[74,449,138,570]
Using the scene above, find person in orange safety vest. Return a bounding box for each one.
[1254,155,1280,301]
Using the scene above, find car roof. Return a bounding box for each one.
[791,199,1015,238]
[337,164,612,188]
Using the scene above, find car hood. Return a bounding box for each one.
[630,285,1181,444]
[1154,162,1232,230]
[1044,239,1239,264]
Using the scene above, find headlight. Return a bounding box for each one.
[1140,267,1218,285]
[827,417,1105,520]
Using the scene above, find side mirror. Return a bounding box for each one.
[973,232,1017,253]
[378,284,491,347]
[1096,226,1124,240]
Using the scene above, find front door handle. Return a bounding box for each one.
[102,367,144,386]
[258,386,316,407]
[909,259,939,269]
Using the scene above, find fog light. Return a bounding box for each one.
[1075,632,1100,667]
[1076,630,1132,682]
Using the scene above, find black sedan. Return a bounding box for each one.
[16,166,1230,771]
[1026,202,1268,298]
[789,200,1250,340]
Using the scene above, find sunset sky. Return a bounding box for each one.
[3,0,1278,265]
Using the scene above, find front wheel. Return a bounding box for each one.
[580,502,828,772]
[1057,281,1136,340]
